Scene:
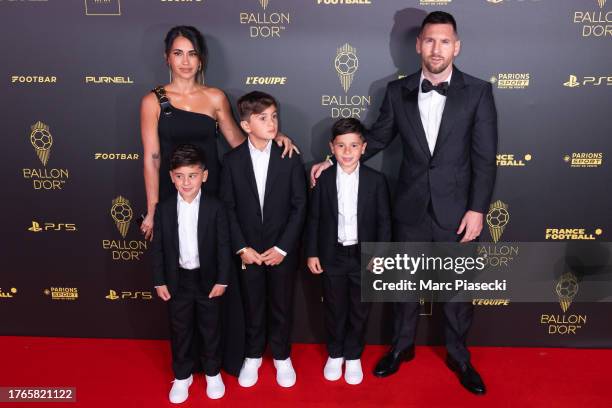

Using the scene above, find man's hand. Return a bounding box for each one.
[274,133,300,158]
[309,160,332,187]
[155,285,171,301]
[457,210,484,243]
[261,247,285,266]
[208,284,226,298]
[307,257,324,274]
[240,247,263,266]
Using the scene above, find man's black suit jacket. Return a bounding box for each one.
[305,163,392,268]
[151,191,231,296]
[220,141,307,255]
[364,66,498,230]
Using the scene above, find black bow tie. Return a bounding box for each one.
[421,79,449,96]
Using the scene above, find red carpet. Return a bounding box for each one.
[0,336,610,407]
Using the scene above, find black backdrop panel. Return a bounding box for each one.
[1,0,611,347]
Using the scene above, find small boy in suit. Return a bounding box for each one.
[306,118,392,385]
[152,144,231,403]
[220,91,307,388]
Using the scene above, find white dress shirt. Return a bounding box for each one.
[418,71,452,155]
[337,163,359,246]
[177,189,201,270]
[248,138,272,216]
[246,138,286,256]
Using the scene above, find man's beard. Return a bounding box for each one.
[423,57,451,75]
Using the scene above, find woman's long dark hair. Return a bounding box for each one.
[164,25,208,83]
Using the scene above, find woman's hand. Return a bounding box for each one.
[141,212,155,241]
[310,159,332,187]
[275,133,300,158]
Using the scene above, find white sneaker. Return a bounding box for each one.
[205,373,225,399]
[238,357,262,388]
[273,357,297,388]
[169,375,193,404]
[323,356,344,381]
[345,359,363,385]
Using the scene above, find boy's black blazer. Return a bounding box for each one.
[151,191,231,295]
[305,163,392,267]
[220,141,307,255]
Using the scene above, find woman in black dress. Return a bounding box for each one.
[140,26,295,378]
[140,26,295,239]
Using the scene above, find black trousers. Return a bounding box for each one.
[322,244,371,360]
[168,268,222,379]
[240,256,296,360]
[392,207,474,364]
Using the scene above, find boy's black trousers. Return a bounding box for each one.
[240,255,297,361]
[169,267,222,379]
[322,244,371,360]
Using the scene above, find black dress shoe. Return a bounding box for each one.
[446,356,486,395]
[373,347,415,377]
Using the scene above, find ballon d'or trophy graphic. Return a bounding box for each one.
[30,121,53,166]
[486,200,510,243]
[111,196,133,238]
[555,272,579,313]
[259,0,269,10]
[335,43,358,93]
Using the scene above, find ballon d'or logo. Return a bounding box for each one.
[335,43,358,93]
[30,121,53,166]
[555,272,579,313]
[111,196,133,238]
[486,200,510,243]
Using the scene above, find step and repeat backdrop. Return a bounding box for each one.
[1,0,611,347]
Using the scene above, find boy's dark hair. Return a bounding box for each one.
[419,11,457,35]
[237,91,278,121]
[170,144,206,170]
[331,118,366,142]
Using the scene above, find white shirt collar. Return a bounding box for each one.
[337,162,360,177]
[177,189,201,205]
[248,137,272,155]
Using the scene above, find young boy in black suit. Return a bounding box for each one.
[152,144,231,403]
[220,91,307,389]
[306,118,392,385]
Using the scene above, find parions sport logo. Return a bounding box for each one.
[21,121,70,190]
[490,73,530,89]
[563,153,604,168]
[44,287,78,301]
